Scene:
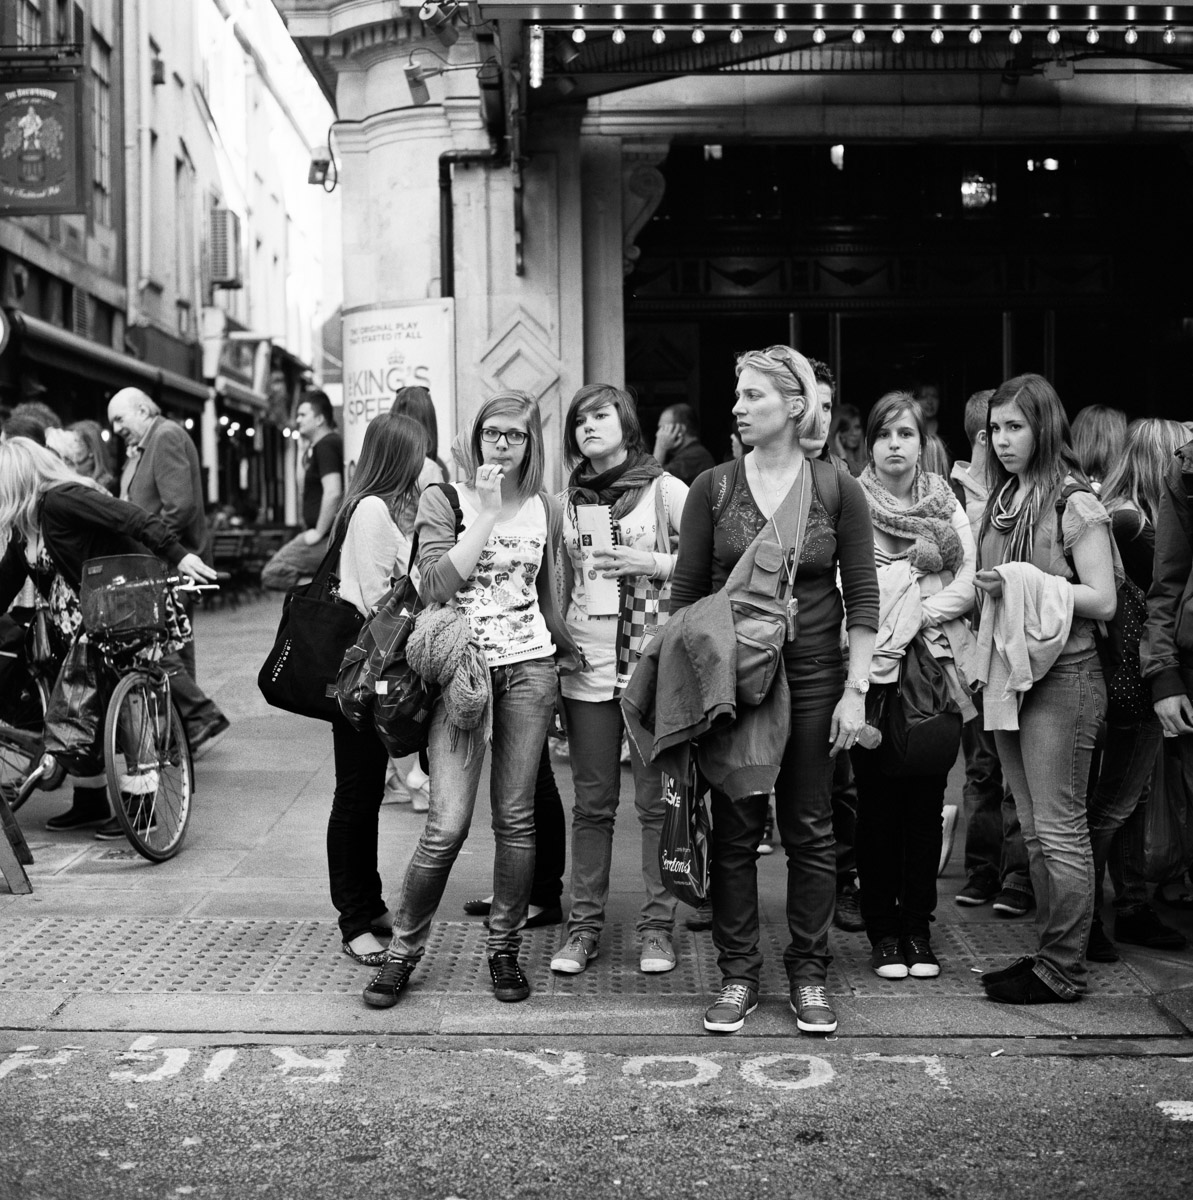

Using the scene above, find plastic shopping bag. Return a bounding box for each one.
[43,633,105,776]
[1142,737,1193,885]
[658,748,710,908]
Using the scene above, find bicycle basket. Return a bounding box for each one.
[80,555,171,641]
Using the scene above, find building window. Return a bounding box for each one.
[16,0,43,45]
[90,32,112,227]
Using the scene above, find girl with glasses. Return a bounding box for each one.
[363,391,582,1010]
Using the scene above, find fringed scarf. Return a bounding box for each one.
[567,450,662,523]
[988,476,1051,565]
[859,465,964,575]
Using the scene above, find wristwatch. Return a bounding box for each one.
[844,677,870,694]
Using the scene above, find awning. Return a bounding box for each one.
[214,373,268,414]
[6,310,210,414]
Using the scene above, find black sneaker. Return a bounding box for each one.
[45,786,109,831]
[901,935,941,978]
[870,936,908,979]
[834,882,866,932]
[1114,905,1188,951]
[955,878,998,906]
[363,955,417,1008]
[488,952,530,1003]
[992,887,1034,918]
[790,984,838,1034]
[703,982,758,1033]
[1086,913,1119,963]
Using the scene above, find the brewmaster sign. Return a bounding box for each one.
[0,74,85,214]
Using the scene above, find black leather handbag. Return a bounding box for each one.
[875,635,963,777]
[257,525,363,722]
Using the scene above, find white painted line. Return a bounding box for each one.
[202,1049,238,1082]
[482,1049,587,1085]
[740,1054,835,1092]
[623,1055,722,1088]
[1157,1101,1193,1122]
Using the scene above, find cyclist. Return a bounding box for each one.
[0,437,216,830]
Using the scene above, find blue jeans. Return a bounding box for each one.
[390,658,558,960]
[562,696,677,940]
[1087,714,1162,911]
[710,652,842,989]
[994,656,1106,999]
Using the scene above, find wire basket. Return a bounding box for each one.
[79,555,171,642]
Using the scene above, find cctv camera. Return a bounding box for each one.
[404,64,432,106]
[419,2,460,49]
[308,147,331,186]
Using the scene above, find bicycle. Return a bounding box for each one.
[0,606,64,813]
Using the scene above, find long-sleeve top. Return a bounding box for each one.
[0,482,185,613]
[1142,440,1193,701]
[670,456,879,661]
[561,473,688,703]
[339,496,402,619]
[1109,504,1155,593]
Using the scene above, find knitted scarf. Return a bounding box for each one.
[987,476,1048,565]
[567,450,662,523]
[859,465,964,575]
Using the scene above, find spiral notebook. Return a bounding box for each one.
[575,504,621,616]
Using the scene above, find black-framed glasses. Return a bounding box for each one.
[480,427,528,446]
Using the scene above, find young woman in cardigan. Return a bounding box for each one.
[549,384,688,978]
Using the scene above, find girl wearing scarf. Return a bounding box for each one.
[853,392,976,983]
[976,374,1117,1005]
[549,385,689,978]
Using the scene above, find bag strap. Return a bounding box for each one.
[724,463,812,597]
[307,520,353,591]
[407,481,463,568]
[653,476,674,556]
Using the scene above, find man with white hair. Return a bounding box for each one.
[107,389,230,792]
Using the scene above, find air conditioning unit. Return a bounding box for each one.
[209,207,243,289]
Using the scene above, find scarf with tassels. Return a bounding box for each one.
[987,476,1050,565]
[567,450,662,523]
[859,465,964,576]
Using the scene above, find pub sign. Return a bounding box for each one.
[0,73,86,215]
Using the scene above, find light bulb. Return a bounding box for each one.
[1086,26,1099,43]
[691,26,705,44]
[851,25,865,44]
[730,26,744,44]
[652,26,665,44]
[969,25,982,43]
[1124,26,1138,45]
[774,26,787,43]
[572,26,586,43]
[1047,25,1060,45]
[930,25,944,44]
[1163,25,1176,44]
[891,25,905,43]
[1009,25,1023,44]
[612,25,625,44]
[812,25,826,44]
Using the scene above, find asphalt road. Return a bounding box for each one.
[3,1033,1193,1200]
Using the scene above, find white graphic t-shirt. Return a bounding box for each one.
[453,490,555,667]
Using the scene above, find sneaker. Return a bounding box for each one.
[1086,912,1119,963]
[189,714,231,761]
[94,798,155,841]
[93,817,125,841]
[703,982,757,1033]
[758,807,775,855]
[833,882,866,932]
[640,934,677,974]
[983,968,1077,1005]
[362,955,417,1008]
[550,933,599,975]
[409,782,430,813]
[870,936,909,979]
[938,805,959,877]
[45,786,109,830]
[901,935,941,978]
[488,952,530,1002]
[980,955,1035,986]
[955,878,998,906]
[992,887,1034,918]
[1114,905,1188,951]
[685,902,713,932]
[790,984,838,1034]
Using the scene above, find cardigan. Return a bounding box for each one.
[0,483,186,613]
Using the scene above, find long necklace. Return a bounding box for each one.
[750,455,801,519]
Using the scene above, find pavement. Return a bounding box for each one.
[3,594,1193,1044]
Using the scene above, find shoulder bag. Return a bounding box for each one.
[872,634,963,777]
[257,523,363,722]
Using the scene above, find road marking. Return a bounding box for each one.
[202,1049,238,1082]
[111,1036,191,1084]
[482,1049,587,1085]
[0,1046,82,1081]
[1157,1101,1193,1122]
[854,1053,950,1090]
[739,1054,835,1092]
[270,1047,347,1083]
[623,1056,722,1087]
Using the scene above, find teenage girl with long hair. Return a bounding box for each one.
[975,374,1117,1005]
[326,413,429,967]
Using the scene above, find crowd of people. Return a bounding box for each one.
[3,352,1193,1037]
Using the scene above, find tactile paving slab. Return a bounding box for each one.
[0,916,1159,998]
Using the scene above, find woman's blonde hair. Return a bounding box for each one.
[0,436,103,553]
[1101,418,1189,528]
[460,391,545,500]
[735,345,829,451]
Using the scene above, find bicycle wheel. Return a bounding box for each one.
[1,674,51,812]
[103,670,192,862]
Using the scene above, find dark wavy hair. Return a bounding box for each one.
[563,384,644,464]
[392,386,439,461]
